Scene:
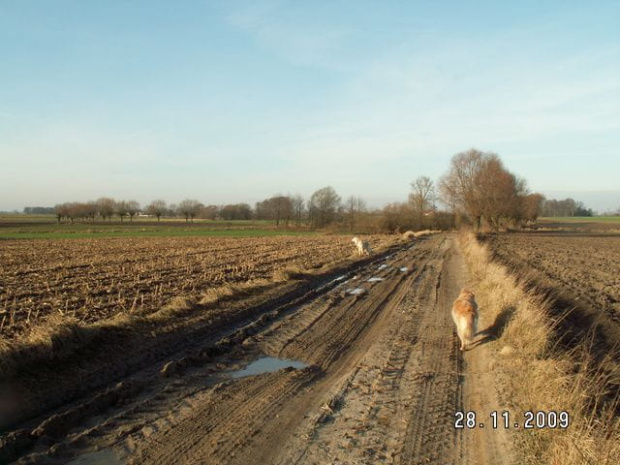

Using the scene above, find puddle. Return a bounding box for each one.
[347,287,366,295]
[329,274,358,289]
[400,267,408,272]
[367,277,384,282]
[327,275,348,287]
[230,357,308,378]
[378,264,388,271]
[67,449,122,465]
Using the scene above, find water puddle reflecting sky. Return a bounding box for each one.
[230,357,308,379]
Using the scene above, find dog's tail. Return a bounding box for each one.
[460,313,477,346]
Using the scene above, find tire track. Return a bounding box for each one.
[284,259,437,464]
[120,241,438,465]
[275,237,462,465]
[14,235,517,465]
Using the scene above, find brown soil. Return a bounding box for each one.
[484,233,620,347]
[484,232,620,414]
[2,235,516,464]
[486,233,620,324]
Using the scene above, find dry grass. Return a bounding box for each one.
[0,314,130,379]
[0,279,273,379]
[401,230,416,241]
[198,279,274,306]
[460,232,620,464]
[272,264,308,282]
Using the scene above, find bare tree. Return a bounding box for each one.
[409,176,436,226]
[177,199,203,222]
[126,200,140,221]
[475,159,528,231]
[116,200,129,223]
[255,195,293,228]
[220,203,252,220]
[83,201,97,223]
[439,149,488,230]
[273,196,292,228]
[439,149,532,231]
[202,205,220,220]
[97,197,116,221]
[291,194,306,226]
[409,176,436,212]
[522,193,545,224]
[54,203,69,223]
[309,186,341,228]
[344,196,367,231]
[146,200,167,222]
[65,202,80,223]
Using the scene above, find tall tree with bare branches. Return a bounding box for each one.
[177,199,203,222]
[309,186,341,229]
[126,200,141,221]
[440,149,530,231]
[344,196,367,231]
[97,197,116,221]
[409,176,436,226]
[291,194,305,227]
[146,200,167,222]
[116,200,129,223]
[439,149,492,230]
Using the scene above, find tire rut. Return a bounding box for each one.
[12,235,516,465]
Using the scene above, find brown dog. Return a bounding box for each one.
[452,288,478,351]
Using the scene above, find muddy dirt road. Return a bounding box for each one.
[7,235,515,464]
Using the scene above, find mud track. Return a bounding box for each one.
[4,235,515,464]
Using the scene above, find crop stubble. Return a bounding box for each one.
[0,236,393,339]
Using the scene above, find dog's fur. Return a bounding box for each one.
[451,288,478,351]
[351,236,372,256]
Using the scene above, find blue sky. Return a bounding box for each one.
[1,0,619,212]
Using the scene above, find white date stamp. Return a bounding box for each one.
[454,410,570,429]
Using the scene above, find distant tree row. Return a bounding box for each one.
[48,189,400,232]
[23,206,55,214]
[47,185,373,230]
[541,198,593,217]
[54,198,141,223]
[38,148,573,233]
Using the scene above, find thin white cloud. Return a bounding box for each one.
[1,1,619,211]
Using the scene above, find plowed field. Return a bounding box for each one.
[486,233,620,326]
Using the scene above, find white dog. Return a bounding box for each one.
[352,236,372,256]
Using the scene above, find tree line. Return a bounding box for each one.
[47,184,445,232]
[541,198,593,217]
[31,148,595,232]
[49,187,367,229]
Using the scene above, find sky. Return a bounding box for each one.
[1,0,619,213]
